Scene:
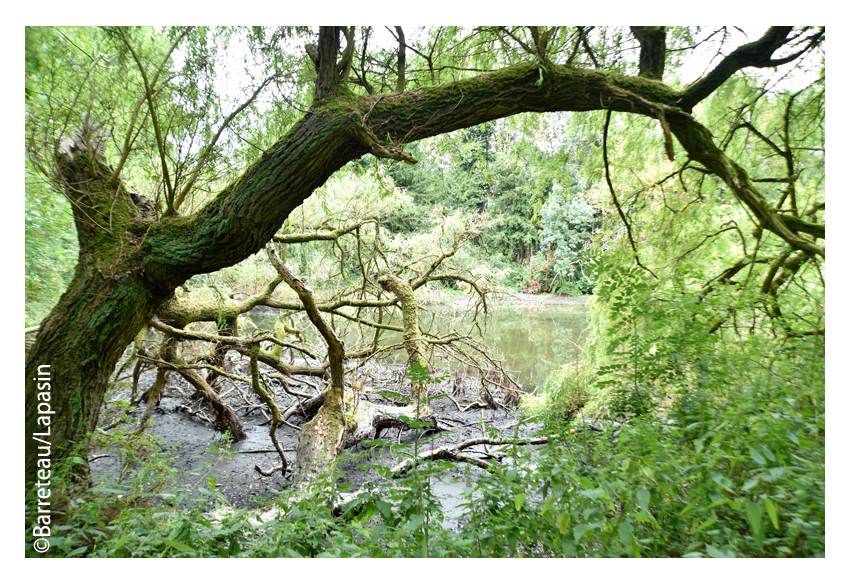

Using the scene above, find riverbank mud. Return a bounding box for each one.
[92,360,546,514]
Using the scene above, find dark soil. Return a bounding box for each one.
[92,355,546,516]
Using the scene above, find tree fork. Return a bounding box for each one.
[630,26,667,81]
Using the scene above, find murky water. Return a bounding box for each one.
[248,297,588,393]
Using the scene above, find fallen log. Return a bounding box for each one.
[255,389,435,477]
[391,436,549,476]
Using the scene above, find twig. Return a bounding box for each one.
[255,464,289,477]
[460,401,487,413]
[603,109,658,279]
[438,392,463,412]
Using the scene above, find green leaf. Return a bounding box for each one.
[514,493,526,511]
[710,471,734,492]
[637,489,650,511]
[693,517,717,533]
[370,524,386,545]
[762,467,787,483]
[748,445,766,466]
[618,519,640,558]
[540,497,556,515]
[579,488,604,500]
[764,498,779,530]
[745,501,764,547]
[707,498,734,509]
[407,513,424,532]
[659,482,677,498]
[163,539,195,553]
[206,475,216,492]
[376,500,393,521]
[557,513,570,535]
[573,523,591,544]
[228,537,241,557]
[65,545,89,557]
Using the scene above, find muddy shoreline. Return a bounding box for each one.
[93,360,546,516]
[91,293,580,516]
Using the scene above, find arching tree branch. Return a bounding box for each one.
[677,27,811,111]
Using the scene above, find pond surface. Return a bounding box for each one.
[422,297,588,391]
[248,297,588,393]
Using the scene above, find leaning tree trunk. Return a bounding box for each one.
[25,263,165,484]
[25,103,365,487]
[25,130,176,486]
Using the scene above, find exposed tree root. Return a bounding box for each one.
[178,368,248,442]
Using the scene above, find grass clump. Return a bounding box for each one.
[542,361,593,416]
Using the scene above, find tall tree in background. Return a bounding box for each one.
[25,26,824,486]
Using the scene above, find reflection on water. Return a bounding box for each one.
[459,300,588,391]
[248,298,588,392]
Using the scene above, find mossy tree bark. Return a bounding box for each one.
[630,27,667,81]
[25,26,822,488]
[267,251,350,483]
[378,273,430,400]
[266,247,435,482]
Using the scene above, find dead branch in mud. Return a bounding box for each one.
[178,368,248,441]
[134,334,248,440]
[391,436,549,476]
[250,343,288,474]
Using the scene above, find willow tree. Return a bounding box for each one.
[25,26,825,487]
